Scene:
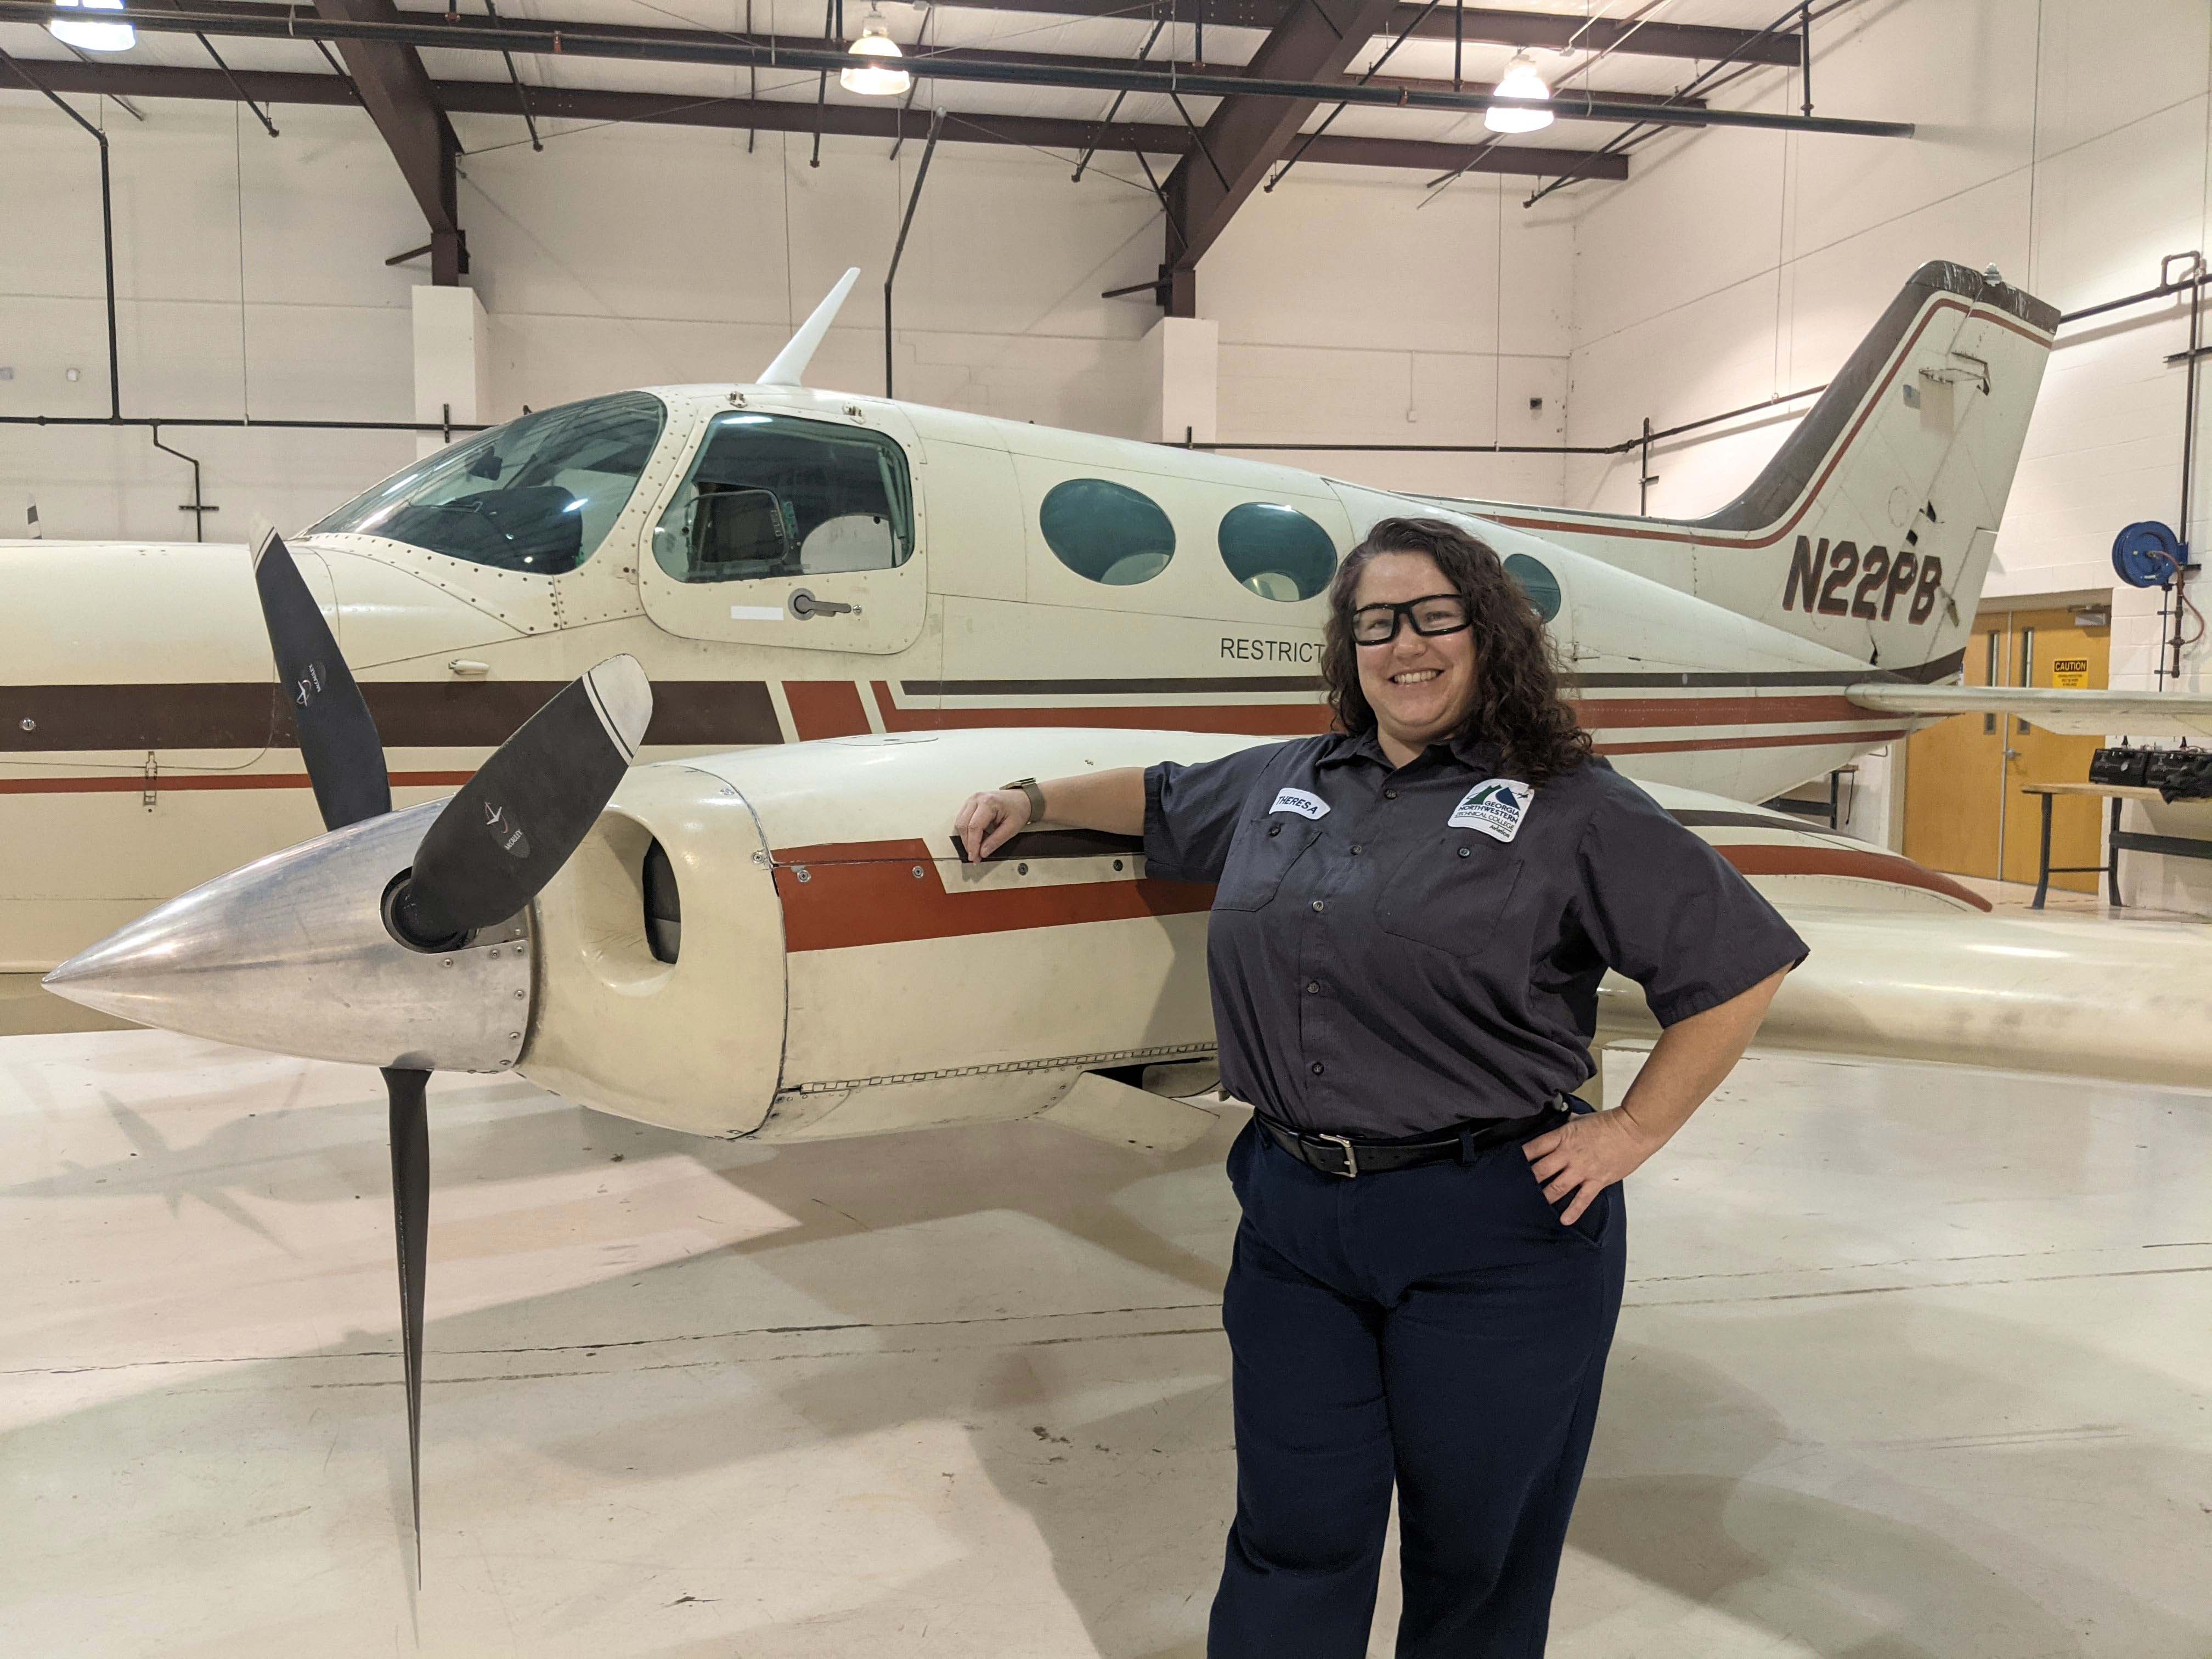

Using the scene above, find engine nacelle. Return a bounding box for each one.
[519,728,1255,1139]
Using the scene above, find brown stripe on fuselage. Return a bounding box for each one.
[1599,725,1908,756]
[0,770,477,795]
[869,682,1337,736]
[1717,842,1990,910]
[0,679,782,753]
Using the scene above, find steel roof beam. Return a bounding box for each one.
[920,0,1804,67]
[12,57,1632,182]
[312,0,466,281]
[0,3,1892,136]
[76,0,1718,108]
[1160,0,1404,314]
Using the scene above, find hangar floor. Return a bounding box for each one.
[3,1031,2208,1658]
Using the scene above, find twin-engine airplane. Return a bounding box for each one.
[19,259,2212,1554]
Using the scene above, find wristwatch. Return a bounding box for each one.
[1002,777,1047,824]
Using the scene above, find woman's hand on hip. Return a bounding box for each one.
[1522,1108,1663,1226]
[954,788,1033,863]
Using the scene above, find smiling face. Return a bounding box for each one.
[1351,551,1480,762]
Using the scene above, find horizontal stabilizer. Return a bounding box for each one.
[1848,684,2212,740]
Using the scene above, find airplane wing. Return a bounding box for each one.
[1847,683,2212,740]
[1620,783,2212,1091]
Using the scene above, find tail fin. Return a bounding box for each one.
[1694,261,2058,678]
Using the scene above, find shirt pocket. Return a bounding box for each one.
[1374,835,1525,955]
[1214,816,1324,911]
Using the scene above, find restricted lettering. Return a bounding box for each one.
[1220,637,1322,664]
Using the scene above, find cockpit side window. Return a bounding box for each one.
[651,411,914,584]
[308,392,667,574]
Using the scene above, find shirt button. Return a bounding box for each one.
[1457,845,1471,858]
[1306,980,1321,994]
[1310,1061,1325,1075]
[1310,899,1325,913]
[1350,844,1363,855]
[1384,788,1398,800]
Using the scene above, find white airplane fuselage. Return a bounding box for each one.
[5,259,2045,974]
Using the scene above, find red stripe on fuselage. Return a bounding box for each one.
[768,834,1987,955]
[772,837,1215,952]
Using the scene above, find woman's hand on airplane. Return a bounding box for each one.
[955,788,1033,864]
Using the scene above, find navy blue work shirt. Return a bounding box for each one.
[1142,729,1808,1136]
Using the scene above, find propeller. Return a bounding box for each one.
[247,522,651,1576]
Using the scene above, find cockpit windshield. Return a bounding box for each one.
[307,392,666,574]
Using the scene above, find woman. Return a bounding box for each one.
[953,517,1805,1657]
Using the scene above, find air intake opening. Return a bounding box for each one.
[643,838,681,964]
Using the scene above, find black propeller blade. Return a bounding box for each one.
[382,1065,431,1584]
[250,522,391,832]
[388,656,654,947]
[247,523,651,1577]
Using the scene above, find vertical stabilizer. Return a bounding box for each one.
[759,267,863,387]
[1685,262,2059,678]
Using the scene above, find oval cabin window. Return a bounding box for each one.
[1040,478,1176,585]
[1503,552,1562,623]
[1218,501,1338,601]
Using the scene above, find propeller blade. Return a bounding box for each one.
[250,521,392,832]
[391,655,652,945]
[382,1064,431,1583]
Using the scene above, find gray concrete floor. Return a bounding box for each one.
[2,1030,2208,1657]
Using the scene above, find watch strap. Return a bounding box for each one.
[1003,777,1046,823]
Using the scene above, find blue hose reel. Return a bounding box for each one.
[2112,520,2188,589]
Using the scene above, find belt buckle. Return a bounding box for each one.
[1316,1132,1359,1178]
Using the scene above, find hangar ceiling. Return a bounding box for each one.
[1,0,1908,309]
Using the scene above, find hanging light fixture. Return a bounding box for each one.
[48,0,136,52]
[1483,52,1553,134]
[840,7,912,98]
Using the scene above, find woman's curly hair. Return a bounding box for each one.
[1321,516,1592,785]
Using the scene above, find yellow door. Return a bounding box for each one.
[1902,615,2007,880]
[1904,607,2110,892]
[1998,607,2111,891]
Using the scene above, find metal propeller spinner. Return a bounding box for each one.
[249,523,652,1577]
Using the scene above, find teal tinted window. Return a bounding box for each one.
[1040,478,1176,585]
[1218,502,1337,601]
[1503,552,1562,622]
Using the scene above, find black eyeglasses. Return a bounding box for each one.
[1351,592,1472,646]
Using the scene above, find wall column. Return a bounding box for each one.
[411,285,490,460]
[1138,315,1219,447]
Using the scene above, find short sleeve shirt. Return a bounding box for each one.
[1143,729,1808,1137]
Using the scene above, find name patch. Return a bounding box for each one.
[1270,788,1330,820]
[1449,779,1534,843]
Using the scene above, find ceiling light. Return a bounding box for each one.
[48,0,136,51]
[1484,53,1553,134]
[840,8,911,98]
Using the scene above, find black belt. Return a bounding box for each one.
[1256,1100,1580,1179]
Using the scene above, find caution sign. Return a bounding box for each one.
[2052,657,2091,690]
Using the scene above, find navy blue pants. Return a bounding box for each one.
[1208,1112,1627,1658]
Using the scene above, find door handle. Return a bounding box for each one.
[789,588,856,620]
[2002,748,2021,760]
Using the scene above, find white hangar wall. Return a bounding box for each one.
[1559,0,2212,905]
[0,92,1573,543]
